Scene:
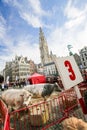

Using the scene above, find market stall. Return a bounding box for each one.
[28,73,46,84]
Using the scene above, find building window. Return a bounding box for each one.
[85,53,87,56]
[82,58,84,61]
[84,62,86,66]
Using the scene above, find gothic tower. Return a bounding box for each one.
[39,27,52,65]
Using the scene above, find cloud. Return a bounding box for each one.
[64,0,87,29]
[0,12,41,71]
[18,0,49,28]
[1,0,87,72]
[28,0,45,16]
[47,0,87,57]
[10,36,41,63]
[20,12,42,28]
[3,0,48,28]
[0,33,41,71]
[64,0,82,19]
[65,15,86,29]
[0,15,6,39]
[0,14,10,71]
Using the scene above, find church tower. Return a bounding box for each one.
[39,27,52,65]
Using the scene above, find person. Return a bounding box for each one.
[0,75,4,91]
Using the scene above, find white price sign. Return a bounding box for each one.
[56,56,83,90]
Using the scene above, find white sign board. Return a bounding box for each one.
[55,56,83,90]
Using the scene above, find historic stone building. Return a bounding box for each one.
[28,60,37,75]
[5,61,12,82]
[4,55,37,82]
[79,46,87,69]
[44,62,58,76]
[39,27,58,76]
[73,53,82,69]
[39,27,53,65]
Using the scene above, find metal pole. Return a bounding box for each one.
[74,85,87,121]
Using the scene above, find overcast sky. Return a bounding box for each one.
[0,0,87,71]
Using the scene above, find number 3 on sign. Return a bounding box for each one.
[64,60,76,80]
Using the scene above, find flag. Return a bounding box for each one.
[6,76,9,82]
[6,76,9,84]
[16,76,18,81]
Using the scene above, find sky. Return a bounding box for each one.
[0,0,87,71]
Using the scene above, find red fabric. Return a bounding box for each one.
[4,114,10,130]
[0,99,10,130]
[28,73,46,84]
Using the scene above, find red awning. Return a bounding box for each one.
[28,73,46,84]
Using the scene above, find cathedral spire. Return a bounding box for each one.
[39,27,43,34]
[39,27,52,65]
[39,27,46,43]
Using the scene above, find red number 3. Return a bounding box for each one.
[64,60,76,80]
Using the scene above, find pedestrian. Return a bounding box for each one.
[0,75,4,91]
